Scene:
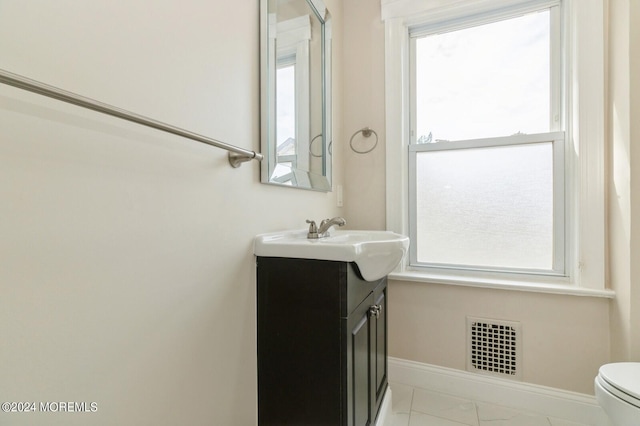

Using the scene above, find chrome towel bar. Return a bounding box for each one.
[0,68,263,168]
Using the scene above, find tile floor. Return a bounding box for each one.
[388,382,590,426]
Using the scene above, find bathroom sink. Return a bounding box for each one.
[254,229,409,281]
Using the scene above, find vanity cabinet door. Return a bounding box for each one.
[371,282,388,419]
[346,293,374,426]
[345,279,388,426]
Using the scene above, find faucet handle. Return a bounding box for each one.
[306,220,319,239]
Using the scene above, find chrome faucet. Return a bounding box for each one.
[306,217,346,239]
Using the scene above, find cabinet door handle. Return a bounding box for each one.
[369,305,381,318]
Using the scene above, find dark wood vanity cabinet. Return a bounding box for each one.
[257,257,388,426]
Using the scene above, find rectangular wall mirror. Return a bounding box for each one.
[260,0,332,191]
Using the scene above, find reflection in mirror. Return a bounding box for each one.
[260,0,332,191]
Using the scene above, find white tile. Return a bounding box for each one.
[411,388,478,426]
[390,382,414,414]
[547,418,589,426]
[390,384,591,426]
[388,412,411,426]
[409,411,472,426]
[476,402,550,426]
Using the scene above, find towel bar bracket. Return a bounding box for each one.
[229,152,261,168]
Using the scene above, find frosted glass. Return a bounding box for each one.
[415,143,553,270]
[415,10,550,142]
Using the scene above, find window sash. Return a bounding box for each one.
[409,3,563,145]
[408,132,566,276]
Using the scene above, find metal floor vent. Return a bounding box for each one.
[466,317,522,380]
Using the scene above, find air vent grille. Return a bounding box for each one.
[466,317,521,380]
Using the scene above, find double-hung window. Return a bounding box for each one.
[383,0,608,293]
[408,2,565,276]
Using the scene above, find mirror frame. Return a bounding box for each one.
[259,0,332,191]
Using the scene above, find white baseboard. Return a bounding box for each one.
[389,357,611,426]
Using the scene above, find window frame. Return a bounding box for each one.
[407,4,565,277]
[382,0,609,294]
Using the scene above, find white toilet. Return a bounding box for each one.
[595,363,640,425]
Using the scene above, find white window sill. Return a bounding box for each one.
[388,270,615,298]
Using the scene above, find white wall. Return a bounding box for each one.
[608,0,640,361]
[0,1,343,424]
[389,282,609,393]
[341,0,617,395]
[608,0,632,362]
[342,0,387,230]
[631,0,640,359]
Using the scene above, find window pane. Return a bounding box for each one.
[276,64,296,150]
[415,11,550,142]
[415,143,554,270]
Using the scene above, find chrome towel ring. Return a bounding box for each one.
[350,127,378,154]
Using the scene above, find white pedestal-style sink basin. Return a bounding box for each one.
[254,229,409,281]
